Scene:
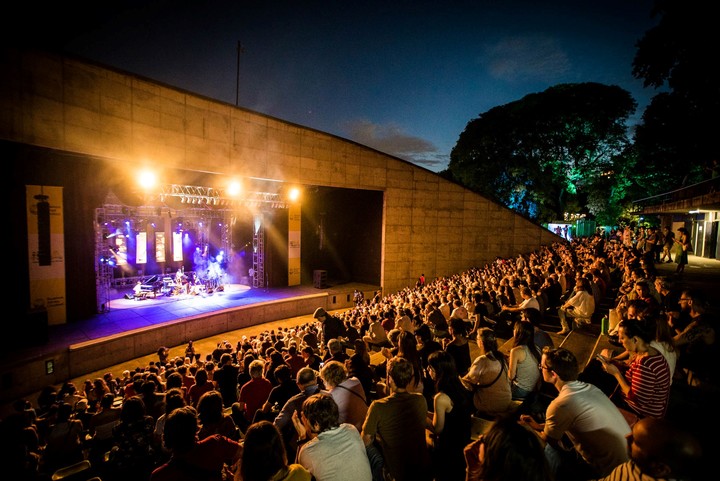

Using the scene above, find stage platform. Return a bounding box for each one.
[2,281,379,404]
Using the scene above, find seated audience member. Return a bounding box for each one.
[507,320,542,402]
[461,328,513,418]
[320,361,368,432]
[598,312,678,386]
[153,388,187,458]
[465,412,551,481]
[520,347,631,481]
[150,406,241,481]
[521,308,554,352]
[273,367,322,463]
[497,286,540,325]
[197,390,240,441]
[426,350,472,481]
[323,338,349,364]
[346,341,378,402]
[592,417,703,481]
[236,420,311,481]
[236,359,273,432]
[258,365,301,422]
[292,393,372,481]
[362,314,392,351]
[672,289,718,388]
[108,395,162,481]
[597,318,671,419]
[557,277,595,335]
[361,356,432,481]
[301,346,322,371]
[87,392,122,465]
[40,401,85,475]
[443,317,472,377]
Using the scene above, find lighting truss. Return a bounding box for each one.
[156,184,287,209]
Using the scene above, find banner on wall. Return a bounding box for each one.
[156,232,166,263]
[173,231,183,262]
[288,204,301,286]
[136,232,147,264]
[26,185,67,325]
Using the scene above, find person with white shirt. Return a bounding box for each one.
[520,347,631,481]
[293,393,372,481]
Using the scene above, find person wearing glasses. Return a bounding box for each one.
[672,289,717,388]
[520,347,630,481]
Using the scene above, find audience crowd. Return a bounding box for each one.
[2,228,713,481]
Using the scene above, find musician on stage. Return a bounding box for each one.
[125,281,146,300]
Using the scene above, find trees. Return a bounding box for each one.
[631,0,720,193]
[447,83,636,224]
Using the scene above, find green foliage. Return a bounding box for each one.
[449,83,636,223]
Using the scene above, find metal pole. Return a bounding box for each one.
[236,41,243,106]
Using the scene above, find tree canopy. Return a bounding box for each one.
[447,83,636,224]
[631,0,719,193]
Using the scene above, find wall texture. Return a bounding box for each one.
[2,47,559,298]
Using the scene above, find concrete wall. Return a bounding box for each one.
[1,48,558,298]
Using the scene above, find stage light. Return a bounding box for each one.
[137,169,157,190]
[288,187,301,202]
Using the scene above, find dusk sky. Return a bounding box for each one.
[37,0,659,172]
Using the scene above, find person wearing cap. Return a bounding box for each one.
[313,307,347,353]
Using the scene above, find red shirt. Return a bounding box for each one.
[150,434,240,481]
[238,377,273,423]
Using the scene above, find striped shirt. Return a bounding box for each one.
[624,353,671,418]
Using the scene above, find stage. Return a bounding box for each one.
[3,281,379,404]
[108,282,253,310]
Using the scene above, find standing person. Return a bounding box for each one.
[151,405,241,481]
[293,393,372,481]
[313,308,347,353]
[236,420,311,481]
[675,227,692,274]
[184,341,196,362]
[361,356,432,481]
[659,226,675,263]
[461,328,513,418]
[520,347,631,481]
[426,351,472,481]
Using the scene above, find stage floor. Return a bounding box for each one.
[9,281,379,363]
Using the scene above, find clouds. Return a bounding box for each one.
[343,120,448,170]
[483,35,570,83]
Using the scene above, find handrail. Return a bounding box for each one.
[632,176,720,208]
